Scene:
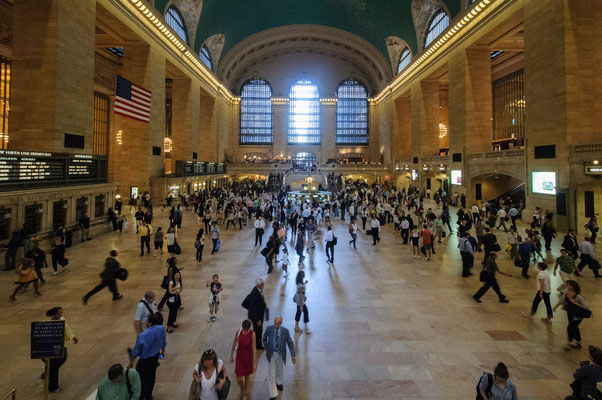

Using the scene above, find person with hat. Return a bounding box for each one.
[565,345,602,400]
[42,307,78,393]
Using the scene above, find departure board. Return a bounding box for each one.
[174,160,226,177]
[0,150,107,190]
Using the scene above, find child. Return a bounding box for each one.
[206,274,223,322]
[281,248,289,276]
[294,271,310,333]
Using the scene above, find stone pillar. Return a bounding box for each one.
[198,92,216,162]
[411,80,440,158]
[273,102,287,159]
[448,48,492,155]
[321,101,336,164]
[171,77,199,169]
[393,97,412,161]
[113,44,165,196]
[10,0,96,152]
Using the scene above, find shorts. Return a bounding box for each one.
[154,241,163,250]
[411,237,419,246]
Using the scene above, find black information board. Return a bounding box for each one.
[31,320,65,359]
[174,160,226,177]
[0,150,107,190]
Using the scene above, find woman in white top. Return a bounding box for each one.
[166,227,177,256]
[522,262,553,323]
[166,271,181,333]
[193,349,227,400]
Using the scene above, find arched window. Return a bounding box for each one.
[424,9,449,48]
[336,79,368,145]
[200,46,212,70]
[240,78,273,145]
[397,47,411,74]
[165,6,188,44]
[288,80,320,145]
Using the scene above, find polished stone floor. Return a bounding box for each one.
[2,202,601,399]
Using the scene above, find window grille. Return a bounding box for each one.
[288,80,320,145]
[166,6,188,44]
[240,78,273,145]
[424,10,450,48]
[336,79,368,145]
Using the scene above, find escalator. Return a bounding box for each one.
[497,182,525,206]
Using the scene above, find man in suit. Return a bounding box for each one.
[262,316,296,400]
[241,278,267,350]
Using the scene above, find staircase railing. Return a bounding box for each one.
[0,389,16,400]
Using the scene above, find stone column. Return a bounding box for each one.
[198,92,216,162]
[321,101,336,164]
[273,101,288,159]
[113,44,165,196]
[171,77,199,170]
[393,97,412,160]
[411,80,440,158]
[448,48,492,155]
[10,0,96,152]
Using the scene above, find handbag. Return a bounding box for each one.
[332,236,338,245]
[441,231,446,238]
[215,239,221,251]
[173,242,182,255]
[116,268,129,281]
[494,243,502,252]
[59,258,69,267]
[216,370,231,400]
[505,243,512,252]
[566,299,592,319]
[188,379,201,400]
[479,270,488,282]
[161,275,170,290]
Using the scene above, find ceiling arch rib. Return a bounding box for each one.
[218,25,393,96]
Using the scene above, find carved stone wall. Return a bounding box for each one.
[411,0,449,51]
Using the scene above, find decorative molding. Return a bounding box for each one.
[204,33,224,69]
[0,0,12,49]
[94,71,115,91]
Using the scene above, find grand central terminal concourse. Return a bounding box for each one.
[1,0,602,399]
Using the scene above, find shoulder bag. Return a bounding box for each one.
[216,369,231,400]
[566,298,592,319]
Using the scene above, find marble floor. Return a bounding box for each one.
[2,203,601,399]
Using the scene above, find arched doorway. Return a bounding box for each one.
[292,152,317,170]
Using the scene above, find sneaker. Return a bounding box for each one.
[571,342,582,349]
[522,312,534,319]
[499,298,510,303]
[52,272,58,276]
[113,295,123,301]
[472,296,482,303]
[542,317,552,324]
[49,387,63,393]
[207,317,213,322]
[211,315,216,321]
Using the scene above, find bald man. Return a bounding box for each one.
[262,316,296,400]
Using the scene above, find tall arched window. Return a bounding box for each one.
[397,47,411,74]
[288,80,320,145]
[240,78,273,145]
[200,46,212,70]
[336,79,368,145]
[424,9,449,48]
[165,6,188,44]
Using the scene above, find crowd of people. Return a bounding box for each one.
[4,176,602,400]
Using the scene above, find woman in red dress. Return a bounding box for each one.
[230,319,256,400]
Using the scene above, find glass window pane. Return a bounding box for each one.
[424,10,449,48]
[200,46,212,70]
[166,6,188,44]
[240,78,273,144]
[288,80,321,145]
[397,48,411,74]
[336,79,368,145]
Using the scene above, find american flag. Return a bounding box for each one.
[114,75,152,123]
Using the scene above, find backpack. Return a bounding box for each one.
[476,372,493,400]
[194,239,201,249]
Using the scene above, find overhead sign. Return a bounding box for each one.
[585,166,602,175]
[31,320,65,359]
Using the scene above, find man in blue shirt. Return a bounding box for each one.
[478,362,518,400]
[518,238,534,279]
[128,312,166,400]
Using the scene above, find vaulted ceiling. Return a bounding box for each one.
[155,0,461,61]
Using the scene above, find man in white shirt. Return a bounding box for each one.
[496,208,508,232]
[471,204,480,222]
[254,217,266,246]
[370,217,381,245]
[134,291,156,336]
[577,237,601,278]
[400,217,410,244]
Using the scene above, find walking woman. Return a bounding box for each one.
[230,320,256,400]
[49,237,67,276]
[210,221,220,255]
[42,307,78,393]
[158,257,181,311]
[9,258,42,301]
[295,228,306,265]
[294,271,310,333]
[153,227,164,257]
[554,280,590,350]
[522,262,553,323]
[166,226,177,256]
[166,271,182,333]
[586,216,599,244]
[191,349,227,400]
[195,228,205,262]
[117,213,127,233]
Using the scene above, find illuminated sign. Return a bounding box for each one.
[451,170,462,185]
[532,171,556,195]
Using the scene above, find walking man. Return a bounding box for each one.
[518,237,534,278]
[577,237,601,278]
[254,216,265,246]
[128,312,166,400]
[458,231,474,277]
[554,248,577,292]
[242,278,268,350]
[473,252,511,303]
[135,291,156,336]
[370,216,381,245]
[262,316,296,400]
[83,250,123,304]
[139,221,153,256]
[325,225,335,264]
[481,227,498,263]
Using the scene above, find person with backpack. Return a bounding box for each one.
[83,250,123,304]
[476,362,518,400]
[134,291,156,336]
[96,363,141,400]
[564,345,602,400]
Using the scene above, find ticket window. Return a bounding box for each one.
[24,204,43,233]
[95,194,105,218]
[76,198,88,222]
[52,201,67,230]
[0,207,11,240]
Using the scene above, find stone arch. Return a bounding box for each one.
[165,0,202,47]
[411,0,450,52]
[385,36,413,74]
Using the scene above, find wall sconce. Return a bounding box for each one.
[116,130,123,145]
[84,200,89,205]
[4,213,12,219]
[36,207,44,214]
[63,203,69,209]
